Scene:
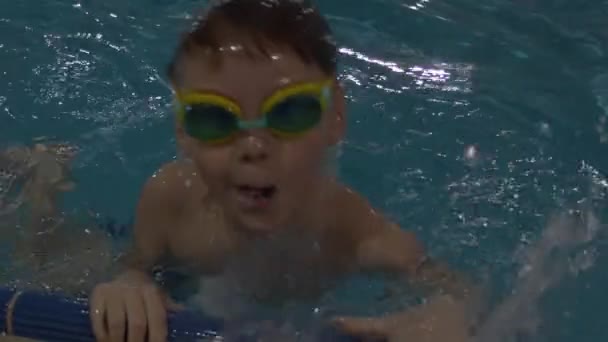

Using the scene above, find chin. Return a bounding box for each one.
[235,217,283,237]
[226,197,293,237]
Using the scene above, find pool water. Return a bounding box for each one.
[1,0,608,340]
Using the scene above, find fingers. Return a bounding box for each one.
[331,316,388,341]
[125,291,147,342]
[105,291,127,342]
[89,282,171,342]
[90,286,108,342]
[142,285,168,342]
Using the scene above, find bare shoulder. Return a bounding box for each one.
[327,180,384,237]
[141,160,205,209]
[328,180,425,273]
[127,160,206,266]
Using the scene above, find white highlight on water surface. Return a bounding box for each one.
[339,47,404,73]
[339,47,472,93]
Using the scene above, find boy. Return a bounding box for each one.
[90,1,479,341]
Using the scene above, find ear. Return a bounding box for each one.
[327,80,346,146]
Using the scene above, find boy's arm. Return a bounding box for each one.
[117,162,185,284]
[333,184,479,341]
[334,184,476,297]
[356,220,476,301]
[90,162,186,342]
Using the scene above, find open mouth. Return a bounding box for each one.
[236,184,277,208]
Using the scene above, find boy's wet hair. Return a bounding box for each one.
[167,0,337,84]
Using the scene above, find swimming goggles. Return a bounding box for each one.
[175,79,332,144]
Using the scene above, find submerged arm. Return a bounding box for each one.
[334,185,482,340]
[357,219,479,303]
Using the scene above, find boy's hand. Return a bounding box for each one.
[89,279,182,342]
[332,295,470,342]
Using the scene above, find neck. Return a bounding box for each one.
[272,175,338,240]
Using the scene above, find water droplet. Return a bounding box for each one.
[464,145,477,160]
[539,122,552,138]
[463,144,481,167]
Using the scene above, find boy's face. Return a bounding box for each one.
[174,43,345,235]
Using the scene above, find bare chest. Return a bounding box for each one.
[227,234,335,301]
[168,204,234,274]
[168,207,354,305]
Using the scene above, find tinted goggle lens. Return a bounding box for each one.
[182,93,324,142]
[183,104,238,142]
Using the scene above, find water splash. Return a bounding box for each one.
[473,208,605,342]
[592,73,608,143]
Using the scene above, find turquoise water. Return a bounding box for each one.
[1,0,608,340]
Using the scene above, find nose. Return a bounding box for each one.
[236,134,269,164]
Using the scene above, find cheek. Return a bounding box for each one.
[189,145,231,183]
[281,135,328,179]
